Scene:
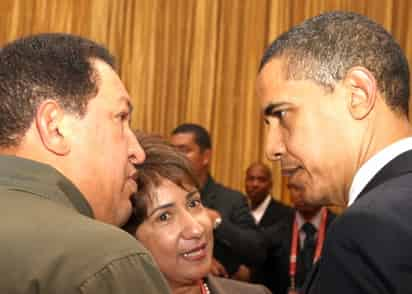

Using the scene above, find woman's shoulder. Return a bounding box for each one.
[206,275,271,294]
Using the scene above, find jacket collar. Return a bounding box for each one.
[200,174,216,198]
[358,149,412,199]
[0,155,93,218]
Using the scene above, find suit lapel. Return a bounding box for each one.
[258,200,274,227]
[205,275,223,293]
[299,211,335,294]
[303,151,412,293]
[358,149,412,199]
[301,260,320,294]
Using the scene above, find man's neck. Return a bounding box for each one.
[298,208,321,222]
[198,172,209,189]
[251,195,269,210]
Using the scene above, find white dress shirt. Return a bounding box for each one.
[348,137,412,206]
[296,210,322,249]
[251,195,272,224]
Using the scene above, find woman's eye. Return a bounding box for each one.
[158,212,171,222]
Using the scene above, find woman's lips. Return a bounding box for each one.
[181,243,208,261]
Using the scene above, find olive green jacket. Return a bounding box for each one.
[0,155,170,294]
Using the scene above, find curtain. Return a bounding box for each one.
[1,0,411,208]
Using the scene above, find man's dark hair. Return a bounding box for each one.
[260,11,410,116]
[246,162,272,180]
[0,33,115,147]
[171,123,212,151]
[123,132,199,233]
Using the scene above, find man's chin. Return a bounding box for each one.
[114,203,133,227]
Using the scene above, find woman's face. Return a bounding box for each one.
[136,178,213,287]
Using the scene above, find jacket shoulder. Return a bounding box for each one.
[0,190,165,293]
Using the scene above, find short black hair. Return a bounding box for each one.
[171,123,212,151]
[246,162,272,180]
[0,33,115,147]
[260,11,410,116]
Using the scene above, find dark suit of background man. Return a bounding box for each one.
[257,185,335,294]
[245,162,293,228]
[170,123,265,277]
[257,11,412,294]
[242,162,294,284]
[0,34,169,293]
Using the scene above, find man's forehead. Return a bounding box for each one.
[171,132,196,144]
[92,58,130,97]
[257,59,291,106]
[257,58,286,85]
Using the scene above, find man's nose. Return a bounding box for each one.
[128,130,146,164]
[265,124,286,162]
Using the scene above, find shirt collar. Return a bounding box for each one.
[348,137,412,206]
[296,209,322,230]
[251,195,272,224]
[0,155,93,217]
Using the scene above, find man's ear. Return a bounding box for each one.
[343,66,377,120]
[202,148,212,166]
[35,100,70,155]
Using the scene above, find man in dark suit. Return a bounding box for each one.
[245,162,293,228]
[257,185,335,294]
[170,123,265,277]
[235,162,293,282]
[256,11,412,293]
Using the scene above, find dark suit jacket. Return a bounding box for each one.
[257,210,335,294]
[201,175,266,275]
[257,198,294,228]
[207,274,271,293]
[304,150,412,294]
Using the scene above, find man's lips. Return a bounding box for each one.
[126,178,137,194]
[126,168,138,194]
[247,190,264,197]
[281,166,301,177]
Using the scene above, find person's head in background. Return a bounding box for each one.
[288,184,322,221]
[245,162,273,210]
[257,11,410,207]
[0,33,145,226]
[124,133,214,292]
[170,123,212,187]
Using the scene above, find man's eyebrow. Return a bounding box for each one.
[263,102,287,116]
[127,100,133,113]
[119,96,133,113]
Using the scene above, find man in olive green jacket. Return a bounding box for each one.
[0,34,170,293]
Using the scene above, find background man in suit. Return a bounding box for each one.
[170,123,265,278]
[236,162,294,283]
[0,33,169,293]
[256,185,335,294]
[245,162,293,227]
[256,11,412,293]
